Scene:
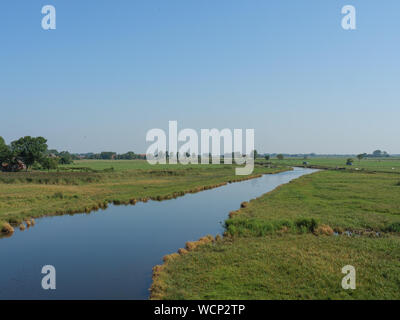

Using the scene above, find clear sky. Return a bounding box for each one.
[1,0,399,154]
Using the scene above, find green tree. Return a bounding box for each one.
[277,154,284,160]
[100,152,116,160]
[41,157,59,171]
[264,154,270,161]
[59,151,73,165]
[356,153,365,162]
[0,137,10,163]
[10,136,48,171]
[253,150,258,159]
[372,150,382,157]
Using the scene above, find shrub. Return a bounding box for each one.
[385,222,400,233]
[1,222,14,234]
[295,218,318,233]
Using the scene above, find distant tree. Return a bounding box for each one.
[372,150,382,157]
[59,151,73,165]
[41,157,59,172]
[10,136,48,171]
[100,152,116,160]
[277,154,284,160]
[0,137,10,162]
[253,150,258,159]
[0,137,22,171]
[356,154,365,162]
[264,154,270,161]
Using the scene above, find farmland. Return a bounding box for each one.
[151,164,400,300]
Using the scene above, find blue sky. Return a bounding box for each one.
[0,0,399,154]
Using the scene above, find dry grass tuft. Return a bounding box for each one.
[1,222,14,234]
[229,210,241,218]
[314,224,334,236]
[178,248,188,255]
[19,224,26,231]
[186,235,214,251]
[163,253,180,263]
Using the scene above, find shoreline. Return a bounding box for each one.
[1,167,290,238]
[150,168,316,299]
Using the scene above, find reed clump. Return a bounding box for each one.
[229,210,240,218]
[186,235,215,251]
[163,253,180,263]
[150,265,167,300]
[1,222,14,234]
[178,248,188,255]
[314,224,334,236]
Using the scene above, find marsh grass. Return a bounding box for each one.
[152,169,400,300]
[153,234,400,300]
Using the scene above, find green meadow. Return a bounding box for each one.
[152,165,400,300]
[1,158,400,300]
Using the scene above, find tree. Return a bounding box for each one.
[277,154,284,160]
[0,137,10,163]
[253,150,258,159]
[59,151,73,165]
[10,136,48,171]
[264,154,270,161]
[100,152,116,160]
[372,150,382,157]
[356,154,365,162]
[41,157,59,171]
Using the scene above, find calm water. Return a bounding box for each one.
[0,167,316,299]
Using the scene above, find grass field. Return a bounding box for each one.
[2,158,400,299]
[0,160,286,235]
[152,169,400,300]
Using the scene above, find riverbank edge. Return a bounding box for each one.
[0,167,290,238]
[149,168,319,300]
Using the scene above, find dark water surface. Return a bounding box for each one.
[0,167,316,299]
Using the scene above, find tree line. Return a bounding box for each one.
[0,136,73,172]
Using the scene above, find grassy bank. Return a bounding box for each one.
[0,160,288,235]
[152,170,400,300]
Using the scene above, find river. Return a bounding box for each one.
[0,167,316,299]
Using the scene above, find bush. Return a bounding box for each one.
[295,218,318,233]
[385,222,400,233]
